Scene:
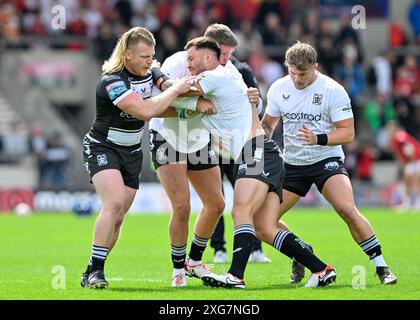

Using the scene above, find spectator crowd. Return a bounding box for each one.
[0,0,419,185]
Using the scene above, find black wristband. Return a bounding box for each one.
[151,67,169,86]
[316,134,328,146]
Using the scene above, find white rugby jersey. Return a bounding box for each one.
[199,65,252,161]
[266,72,353,165]
[149,51,209,153]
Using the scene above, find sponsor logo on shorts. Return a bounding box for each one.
[97,154,108,166]
[238,162,247,174]
[157,148,167,163]
[261,170,270,178]
[324,161,339,171]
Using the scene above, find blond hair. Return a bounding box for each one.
[284,41,317,70]
[102,27,156,74]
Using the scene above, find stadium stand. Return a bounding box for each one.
[0,0,418,209]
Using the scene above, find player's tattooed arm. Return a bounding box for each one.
[261,114,281,139]
[262,122,274,138]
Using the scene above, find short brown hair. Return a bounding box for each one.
[204,23,238,47]
[284,41,317,70]
[185,36,221,60]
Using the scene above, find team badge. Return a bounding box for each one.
[312,93,323,105]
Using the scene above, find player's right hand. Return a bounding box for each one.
[197,97,217,116]
[171,76,196,95]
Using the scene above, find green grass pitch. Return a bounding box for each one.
[0,208,419,300]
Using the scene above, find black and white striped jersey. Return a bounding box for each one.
[90,68,154,147]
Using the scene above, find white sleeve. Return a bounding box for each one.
[161,52,189,79]
[265,83,282,117]
[198,70,222,94]
[170,96,198,111]
[330,87,353,123]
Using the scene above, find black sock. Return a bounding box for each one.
[228,224,255,279]
[273,230,326,273]
[89,245,108,272]
[358,235,382,259]
[188,234,209,262]
[171,244,187,269]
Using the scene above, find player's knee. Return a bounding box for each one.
[231,204,252,221]
[206,197,225,216]
[172,201,191,218]
[254,227,270,243]
[335,203,358,222]
[104,199,125,216]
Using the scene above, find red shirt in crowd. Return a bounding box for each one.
[390,130,420,164]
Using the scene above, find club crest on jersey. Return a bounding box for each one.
[324,161,339,171]
[97,154,108,166]
[312,93,323,105]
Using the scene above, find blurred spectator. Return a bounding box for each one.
[363,93,395,138]
[285,19,303,47]
[393,55,420,100]
[336,13,364,63]
[1,121,29,163]
[260,55,284,88]
[81,0,103,39]
[155,24,182,62]
[408,0,420,44]
[0,2,21,43]
[226,0,259,27]
[41,132,70,189]
[29,122,48,188]
[22,9,48,36]
[333,48,365,123]
[389,20,408,48]
[114,0,132,28]
[387,120,420,210]
[370,50,395,99]
[260,12,286,48]
[255,0,289,28]
[394,99,417,137]
[68,8,87,35]
[95,22,118,62]
[316,20,337,76]
[131,4,160,33]
[303,11,319,35]
[357,140,377,182]
[234,19,262,62]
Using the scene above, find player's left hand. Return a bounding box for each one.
[297,124,317,145]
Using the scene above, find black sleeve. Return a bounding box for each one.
[231,56,259,89]
[97,73,131,103]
